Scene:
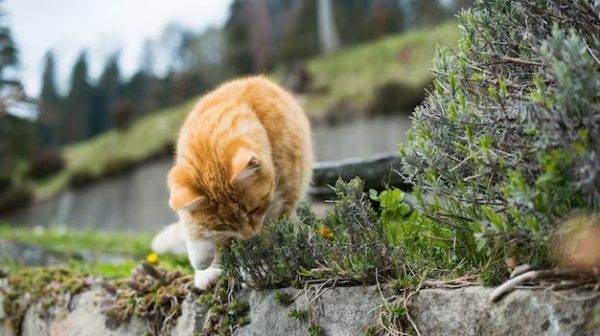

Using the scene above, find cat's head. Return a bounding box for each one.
[167,148,274,241]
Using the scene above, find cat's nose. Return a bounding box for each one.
[240,227,256,239]
[240,222,260,239]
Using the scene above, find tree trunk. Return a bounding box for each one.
[317,0,340,54]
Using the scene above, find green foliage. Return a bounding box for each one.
[199,277,251,336]
[222,178,404,288]
[288,308,306,321]
[307,323,323,336]
[0,0,18,78]
[274,290,293,306]
[37,50,62,148]
[63,51,93,143]
[400,0,600,280]
[594,304,600,324]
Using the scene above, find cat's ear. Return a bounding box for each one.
[168,165,207,211]
[169,188,207,211]
[231,149,261,184]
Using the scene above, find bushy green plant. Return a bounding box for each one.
[222,178,404,288]
[400,0,600,279]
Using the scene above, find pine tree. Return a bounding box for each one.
[91,53,121,135]
[63,51,92,143]
[0,0,17,81]
[0,0,24,176]
[225,0,255,74]
[37,51,62,147]
[277,0,320,63]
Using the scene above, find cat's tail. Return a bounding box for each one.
[150,222,188,256]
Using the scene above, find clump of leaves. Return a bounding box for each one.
[308,323,323,336]
[201,277,250,336]
[101,262,191,336]
[288,308,306,321]
[274,290,293,306]
[368,300,419,336]
[222,178,404,288]
[1,267,92,334]
[400,0,600,281]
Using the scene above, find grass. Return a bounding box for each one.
[0,224,153,257]
[32,22,460,201]
[303,21,460,116]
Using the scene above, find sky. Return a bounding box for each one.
[5,0,233,96]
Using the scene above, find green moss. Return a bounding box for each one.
[1,267,91,334]
[200,277,251,336]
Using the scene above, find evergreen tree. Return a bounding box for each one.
[63,51,92,143]
[225,0,255,74]
[91,53,121,135]
[121,70,149,116]
[37,51,61,147]
[277,0,320,63]
[0,0,25,176]
[0,0,17,81]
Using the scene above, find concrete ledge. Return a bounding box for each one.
[1,286,598,336]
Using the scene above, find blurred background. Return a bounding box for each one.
[0,0,472,232]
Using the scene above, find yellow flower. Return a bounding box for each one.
[319,225,335,240]
[146,252,159,265]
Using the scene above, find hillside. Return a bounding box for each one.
[33,22,460,201]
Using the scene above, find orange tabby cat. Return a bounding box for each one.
[167,76,313,289]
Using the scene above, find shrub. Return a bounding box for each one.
[222,178,404,288]
[111,100,136,131]
[0,175,12,193]
[0,186,33,214]
[399,0,600,279]
[369,80,431,114]
[28,149,65,180]
[102,157,136,178]
[68,169,96,188]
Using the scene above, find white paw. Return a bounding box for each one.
[194,267,223,290]
[186,236,216,270]
[151,223,188,255]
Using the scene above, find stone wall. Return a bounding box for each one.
[1,286,598,336]
[3,159,177,232]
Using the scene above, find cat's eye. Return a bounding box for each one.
[249,206,264,216]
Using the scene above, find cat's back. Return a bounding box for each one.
[184,75,310,148]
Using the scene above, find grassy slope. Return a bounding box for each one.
[34,22,460,200]
[34,100,196,199]
[304,21,460,115]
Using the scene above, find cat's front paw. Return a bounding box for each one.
[186,237,216,270]
[194,267,223,290]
